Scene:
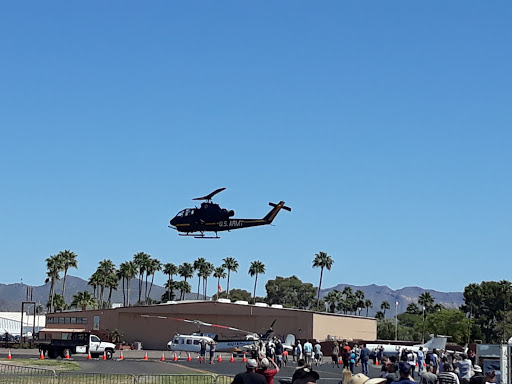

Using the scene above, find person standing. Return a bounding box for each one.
[304,340,313,366]
[296,341,303,362]
[360,344,370,375]
[395,362,416,384]
[232,359,268,384]
[349,350,357,374]
[331,342,340,368]
[314,341,322,366]
[257,357,280,384]
[419,364,437,384]
[199,339,207,364]
[417,348,424,374]
[455,354,473,384]
[209,341,216,364]
[469,365,485,384]
[438,363,460,384]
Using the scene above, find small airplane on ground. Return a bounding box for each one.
[366,335,448,357]
[169,188,291,238]
[141,315,286,354]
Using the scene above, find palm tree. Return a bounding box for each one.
[193,258,207,299]
[178,263,194,282]
[71,291,96,310]
[312,251,334,308]
[380,301,390,317]
[146,258,161,303]
[325,289,342,313]
[106,272,118,308]
[201,262,214,299]
[176,280,191,300]
[418,292,435,313]
[163,263,178,301]
[96,259,116,308]
[117,262,130,306]
[45,254,63,312]
[88,271,102,302]
[133,252,151,304]
[51,293,66,312]
[213,266,227,298]
[248,261,265,303]
[364,299,373,316]
[222,257,239,298]
[355,290,365,315]
[59,250,78,300]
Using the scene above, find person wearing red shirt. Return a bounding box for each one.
[257,357,280,384]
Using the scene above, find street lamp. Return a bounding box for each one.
[395,301,398,341]
[422,306,426,343]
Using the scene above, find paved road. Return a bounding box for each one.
[1,348,385,379]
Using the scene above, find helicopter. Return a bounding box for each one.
[169,188,291,238]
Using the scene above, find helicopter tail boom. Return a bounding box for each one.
[263,201,291,223]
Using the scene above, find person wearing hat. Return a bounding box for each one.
[232,359,268,384]
[469,365,484,384]
[347,373,387,384]
[257,357,280,384]
[292,365,320,384]
[396,362,416,384]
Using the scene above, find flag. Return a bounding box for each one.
[218,285,223,292]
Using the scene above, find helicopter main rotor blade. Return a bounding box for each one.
[193,187,226,201]
[140,315,257,335]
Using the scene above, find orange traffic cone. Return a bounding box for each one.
[187,353,192,362]
[143,352,148,361]
[161,352,166,362]
[103,351,107,360]
[230,354,235,362]
[119,351,124,361]
[65,350,70,360]
[7,350,11,360]
[39,350,45,360]
[198,355,202,363]
[173,353,178,361]
[217,354,222,362]
[376,359,379,366]
[87,351,91,360]
[242,353,247,363]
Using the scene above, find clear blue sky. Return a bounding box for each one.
[1,1,511,295]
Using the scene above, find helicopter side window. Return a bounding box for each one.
[193,340,199,345]
[180,338,185,344]
[186,339,192,345]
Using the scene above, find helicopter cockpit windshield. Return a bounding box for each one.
[176,209,195,217]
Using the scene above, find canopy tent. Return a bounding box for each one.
[0,312,46,337]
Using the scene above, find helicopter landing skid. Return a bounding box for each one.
[177,232,220,239]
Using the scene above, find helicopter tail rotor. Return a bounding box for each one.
[263,201,291,223]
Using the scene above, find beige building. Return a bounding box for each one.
[41,301,377,350]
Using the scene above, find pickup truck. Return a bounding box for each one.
[37,332,116,359]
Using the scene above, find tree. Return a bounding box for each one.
[133,252,151,304]
[375,311,385,320]
[146,258,161,303]
[117,261,137,306]
[178,263,194,283]
[418,292,435,313]
[201,262,214,299]
[71,291,96,310]
[406,303,421,315]
[248,261,265,303]
[59,250,78,300]
[176,280,191,300]
[110,329,123,344]
[380,301,390,317]
[222,257,239,298]
[95,259,116,308]
[312,251,334,309]
[193,257,207,300]
[265,276,317,309]
[355,290,366,315]
[213,289,252,302]
[425,309,470,345]
[213,266,227,298]
[45,254,63,312]
[163,263,178,302]
[88,271,102,302]
[364,299,373,316]
[325,289,342,313]
[52,293,67,312]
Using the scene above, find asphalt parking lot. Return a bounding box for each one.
[0,348,383,379]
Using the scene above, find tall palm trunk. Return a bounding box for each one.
[197,278,201,300]
[127,278,131,306]
[147,273,156,303]
[317,267,324,302]
[226,271,231,298]
[253,274,258,304]
[61,268,69,299]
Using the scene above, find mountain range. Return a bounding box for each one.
[0,276,464,315]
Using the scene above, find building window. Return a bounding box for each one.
[70,318,77,324]
[82,318,88,324]
[93,316,100,330]
[64,318,71,324]
[58,317,65,324]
